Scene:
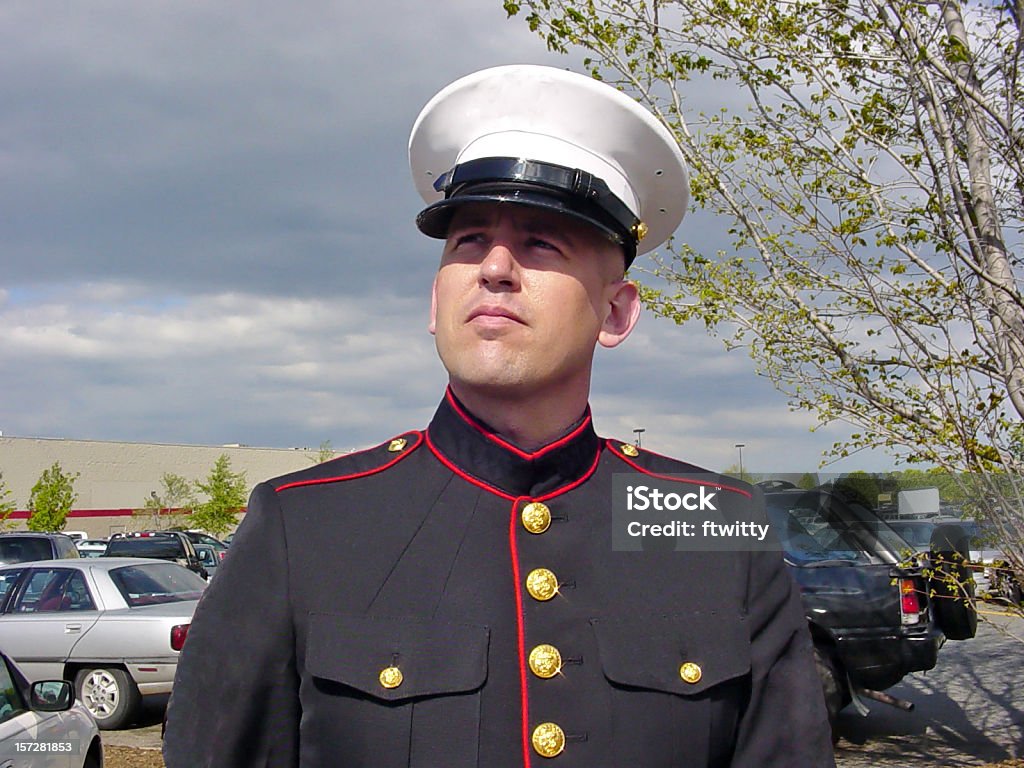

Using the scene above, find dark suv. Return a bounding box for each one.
[0,532,80,564]
[103,531,208,579]
[762,485,976,736]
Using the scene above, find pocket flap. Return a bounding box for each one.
[306,613,490,702]
[591,613,750,696]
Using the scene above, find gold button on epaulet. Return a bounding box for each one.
[521,502,552,534]
[679,662,702,684]
[621,443,640,457]
[529,644,562,679]
[387,438,408,452]
[531,722,566,758]
[379,666,403,689]
[526,568,559,601]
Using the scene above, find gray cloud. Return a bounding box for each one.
[0,0,898,474]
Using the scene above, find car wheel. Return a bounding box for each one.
[813,645,848,744]
[74,667,141,730]
[929,523,978,640]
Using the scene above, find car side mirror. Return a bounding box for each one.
[30,680,73,712]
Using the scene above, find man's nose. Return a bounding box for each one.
[478,244,521,290]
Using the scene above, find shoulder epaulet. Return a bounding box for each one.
[603,438,752,499]
[271,430,424,493]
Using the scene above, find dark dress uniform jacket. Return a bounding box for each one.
[164,392,835,767]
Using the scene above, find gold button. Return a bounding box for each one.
[387,438,408,452]
[521,502,552,534]
[531,722,566,758]
[620,443,640,457]
[379,666,403,689]
[632,220,649,241]
[526,568,559,601]
[528,644,563,679]
[679,662,702,684]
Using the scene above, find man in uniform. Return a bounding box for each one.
[163,65,835,767]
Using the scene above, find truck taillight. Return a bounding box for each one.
[900,579,921,624]
[171,623,191,651]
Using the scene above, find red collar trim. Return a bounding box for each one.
[426,428,601,502]
[444,387,592,461]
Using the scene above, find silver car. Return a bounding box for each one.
[0,558,206,729]
[0,647,103,767]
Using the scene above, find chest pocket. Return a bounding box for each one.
[304,613,490,768]
[591,613,752,768]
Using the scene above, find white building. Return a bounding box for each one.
[0,435,337,538]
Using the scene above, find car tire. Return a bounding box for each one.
[813,645,848,744]
[74,667,141,730]
[929,523,978,640]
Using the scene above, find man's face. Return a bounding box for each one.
[429,203,640,400]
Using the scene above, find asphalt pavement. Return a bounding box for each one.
[835,610,1024,766]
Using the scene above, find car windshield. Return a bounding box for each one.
[105,538,182,559]
[108,563,206,606]
[765,491,907,564]
[888,521,935,549]
[0,538,52,564]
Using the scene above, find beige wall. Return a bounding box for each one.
[0,436,336,538]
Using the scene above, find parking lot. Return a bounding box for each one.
[835,610,1024,766]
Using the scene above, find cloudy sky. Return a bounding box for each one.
[0,0,896,475]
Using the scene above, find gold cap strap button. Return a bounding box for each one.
[521,502,552,534]
[679,662,702,684]
[387,438,408,452]
[379,666,404,689]
[528,644,563,679]
[526,568,559,601]
[531,722,566,758]
[620,443,640,457]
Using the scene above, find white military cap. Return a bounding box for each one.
[408,64,689,266]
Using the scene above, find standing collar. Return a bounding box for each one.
[426,388,601,498]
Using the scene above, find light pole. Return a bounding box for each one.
[735,443,746,481]
[633,428,646,448]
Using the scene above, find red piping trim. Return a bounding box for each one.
[607,440,753,498]
[426,432,516,500]
[508,496,532,768]
[425,431,602,502]
[275,432,424,492]
[444,388,592,461]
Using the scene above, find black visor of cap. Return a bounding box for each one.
[415,157,641,267]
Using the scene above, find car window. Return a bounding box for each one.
[11,568,95,613]
[108,563,206,607]
[0,656,26,725]
[105,538,183,559]
[889,521,935,549]
[765,491,904,563]
[61,571,96,611]
[196,548,217,567]
[0,538,52,564]
[0,570,24,604]
[14,570,68,612]
[54,537,80,559]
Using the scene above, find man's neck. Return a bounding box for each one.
[447,382,590,452]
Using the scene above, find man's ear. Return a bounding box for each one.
[597,280,640,349]
[428,276,438,336]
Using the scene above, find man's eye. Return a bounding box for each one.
[453,232,485,246]
[527,237,559,252]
